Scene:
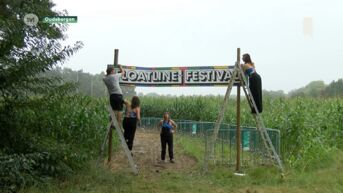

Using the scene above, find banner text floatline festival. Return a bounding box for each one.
[109,65,239,86]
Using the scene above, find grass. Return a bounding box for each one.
[22,135,343,193]
[177,136,205,164]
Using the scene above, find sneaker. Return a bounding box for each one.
[170,159,175,163]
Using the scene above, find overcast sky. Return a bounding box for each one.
[53,0,342,95]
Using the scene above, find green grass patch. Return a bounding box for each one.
[176,135,205,163]
[22,138,343,193]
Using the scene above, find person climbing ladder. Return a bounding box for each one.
[103,65,125,125]
[158,112,177,163]
[242,53,263,113]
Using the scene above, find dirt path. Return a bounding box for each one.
[109,130,197,174]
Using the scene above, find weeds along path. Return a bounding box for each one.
[109,129,197,174]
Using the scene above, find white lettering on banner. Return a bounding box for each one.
[121,70,182,85]
[184,69,234,84]
[113,65,238,86]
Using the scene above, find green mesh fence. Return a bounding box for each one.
[140,117,281,170]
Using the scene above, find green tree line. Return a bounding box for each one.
[288,79,343,98]
[43,67,136,98]
[142,80,343,98]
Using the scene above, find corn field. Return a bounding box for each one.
[1,94,342,192]
[139,95,343,169]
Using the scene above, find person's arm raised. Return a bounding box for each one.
[118,64,125,76]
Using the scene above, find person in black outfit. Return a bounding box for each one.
[242,53,263,113]
[158,112,177,163]
[123,96,141,152]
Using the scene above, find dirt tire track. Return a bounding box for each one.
[108,130,196,174]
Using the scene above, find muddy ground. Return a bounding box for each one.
[108,130,197,174]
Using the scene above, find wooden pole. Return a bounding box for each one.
[210,48,241,160]
[114,49,119,66]
[108,49,119,163]
[235,48,241,172]
[236,84,241,171]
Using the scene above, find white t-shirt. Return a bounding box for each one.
[103,73,123,95]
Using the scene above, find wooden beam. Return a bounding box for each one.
[236,84,241,172]
[108,49,119,163]
[236,48,241,172]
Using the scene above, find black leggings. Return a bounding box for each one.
[249,73,263,114]
[160,133,173,160]
[123,117,137,151]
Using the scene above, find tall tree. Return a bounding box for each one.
[289,80,326,98]
[323,79,343,97]
[0,0,83,99]
[0,0,83,185]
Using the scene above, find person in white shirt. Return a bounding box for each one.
[103,65,125,125]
